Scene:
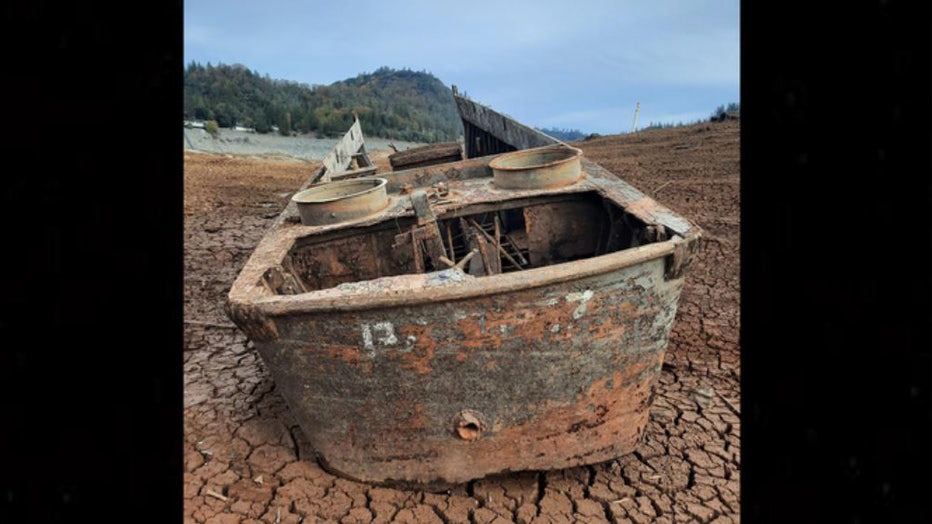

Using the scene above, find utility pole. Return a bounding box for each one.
[631,101,641,133]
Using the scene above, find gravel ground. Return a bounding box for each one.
[183,127,427,161]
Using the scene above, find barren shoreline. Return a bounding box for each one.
[183,127,427,161]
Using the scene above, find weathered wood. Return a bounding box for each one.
[460,218,485,276]
[446,222,455,264]
[468,218,522,271]
[281,256,310,293]
[455,248,478,269]
[317,117,370,183]
[454,95,558,157]
[353,145,374,167]
[329,165,379,181]
[419,225,448,269]
[395,194,448,272]
[475,233,496,275]
[503,232,529,266]
[389,142,463,170]
[440,248,478,270]
[411,229,424,273]
[410,189,436,225]
[409,190,448,267]
[261,266,305,295]
[465,221,500,276]
[494,214,502,269]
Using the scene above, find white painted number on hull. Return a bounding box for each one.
[361,322,398,356]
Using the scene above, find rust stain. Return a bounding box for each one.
[407,402,428,431]
[328,354,661,487]
[455,314,501,351]
[588,317,627,339]
[325,344,364,365]
[397,323,438,375]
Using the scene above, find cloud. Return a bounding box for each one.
[183,0,738,135]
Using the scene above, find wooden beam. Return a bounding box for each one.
[454,95,558,153]
[320,117,368,182]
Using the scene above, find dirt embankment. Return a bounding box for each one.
[183,119,740,523]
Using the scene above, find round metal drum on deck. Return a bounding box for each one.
[292,178,389,226]
[489,145,583,189]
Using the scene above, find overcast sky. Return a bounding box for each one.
[184,0,739,135]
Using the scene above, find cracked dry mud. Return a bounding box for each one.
[184,120,740,523]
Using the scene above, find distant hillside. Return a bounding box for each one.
[536,127,587,142]
[183,63,464,142]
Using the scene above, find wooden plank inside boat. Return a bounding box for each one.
[389,141,463,170]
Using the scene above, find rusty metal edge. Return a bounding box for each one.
[230,237,682,316]
[488,145,582,172]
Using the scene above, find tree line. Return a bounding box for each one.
[184,62,464,142]
[536,127,587,141]
[642,102,741,131]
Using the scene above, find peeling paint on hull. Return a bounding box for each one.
[249,258,683,488]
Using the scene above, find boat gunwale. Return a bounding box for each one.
[242,236,682,316]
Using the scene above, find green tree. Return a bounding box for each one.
[204,120,220,138]
[183,62,465,141]
[711,102,740,121]
[278,111,292,136]
[253,112,271,134]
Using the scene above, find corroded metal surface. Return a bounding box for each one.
[291,178,388,226]
[227,160,700,489]
[489,145,583,190]
[226,104,702,490]
[240,257,684,489]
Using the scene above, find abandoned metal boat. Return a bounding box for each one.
[225,91,702,489]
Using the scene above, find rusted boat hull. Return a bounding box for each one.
[226,94,701,489]
[242,254,682,488]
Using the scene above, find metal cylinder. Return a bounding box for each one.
[489,146,583,190]
[292,178,389,226]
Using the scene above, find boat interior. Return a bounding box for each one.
[264,187,668,295]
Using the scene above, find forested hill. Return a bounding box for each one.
[183,63,464,142]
